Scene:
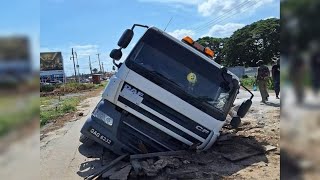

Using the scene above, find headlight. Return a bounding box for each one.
[92,109,113,126]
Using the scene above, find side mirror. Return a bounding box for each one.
[110,49,122,61]
[237,99,252,118]
[118,29,134,48]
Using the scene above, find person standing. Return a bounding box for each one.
[310,51,320,95]
[272,58,280,99]
[256,60,270,103]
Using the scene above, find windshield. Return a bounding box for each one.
[126,28,236,118]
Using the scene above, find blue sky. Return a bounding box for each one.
[40,0,280,76]
[1,0,39,68]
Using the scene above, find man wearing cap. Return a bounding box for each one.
[256,60,270,103]
[272,57,280,99]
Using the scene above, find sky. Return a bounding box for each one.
[0,0,40,68]
[40,0,280,76]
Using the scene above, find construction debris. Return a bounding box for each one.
[82,111,280,180]
[85,154,128,180]
[108,165,132,180]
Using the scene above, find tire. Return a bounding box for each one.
[79,134,95,146]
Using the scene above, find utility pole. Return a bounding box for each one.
[89,56,93,75]
[102,62,105,73]
[75,51,80,83]
[71,48,77,82]
[96,53,102,73]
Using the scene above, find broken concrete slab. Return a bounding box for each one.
[217,134,236,142]
[109,165,132,180]
[101,161,129,178]
[130,159,142,175]
[222,148,262,162]
[140,160,159,176]
[263,145,277,152]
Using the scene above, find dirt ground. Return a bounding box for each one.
[40,89,280,179]
[280,88,320,180]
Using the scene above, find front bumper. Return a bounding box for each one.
[80,99,134,155]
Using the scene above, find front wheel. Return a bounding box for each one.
[79,134,95,146]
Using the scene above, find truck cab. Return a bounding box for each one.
[80,24,253,155]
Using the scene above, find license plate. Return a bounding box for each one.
[88,127,113,145]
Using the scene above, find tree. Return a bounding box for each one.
[196,18,280,67]
[196,37,228,64]
[223,18,280,67]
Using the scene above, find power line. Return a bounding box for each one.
[191,0,255,33]
[185,1,251,30]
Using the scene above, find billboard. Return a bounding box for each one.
[0,37,30,61]
[40,52,63,71]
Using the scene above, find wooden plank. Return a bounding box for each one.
[85,153,128,180]
[130,150,187,160]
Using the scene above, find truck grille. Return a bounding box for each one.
[117,113,188,153]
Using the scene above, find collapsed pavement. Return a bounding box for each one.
[80,108,279,180]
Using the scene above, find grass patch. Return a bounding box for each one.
[0,96,39,136]
[40,96,81,126]
[40,81,107,93]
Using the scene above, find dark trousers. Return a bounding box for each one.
[258,80,269,101]
[274,80,280,96]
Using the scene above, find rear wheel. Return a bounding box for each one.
[79,134,95,146]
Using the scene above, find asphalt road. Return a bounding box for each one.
[40,95,102,179]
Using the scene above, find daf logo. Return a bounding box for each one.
[196,125,210,134]
[123,84,144,97]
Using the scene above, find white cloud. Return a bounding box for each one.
[202,23,245,38]
[168,29,195,40]
[264,16,277,20]
[139,0,275,17]
[198,0,274,17]
[70,44,99,57]
[138,0,201,5]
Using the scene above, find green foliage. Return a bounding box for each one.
[223,18,280,67]
[196,37,228,64]
[60,83,95,93]
[241,77,274,90]
[40,82,96,93]
[196,18,280,67]
[0,96,39,136]
[40,96,81,126]
[40,84,55,92]
[241,77,256,88]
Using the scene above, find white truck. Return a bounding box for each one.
[80,24,253,154]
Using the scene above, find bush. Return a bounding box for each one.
[40,84,55,92]
[242,74,249,79]
[240,77,256,88]
[241,77,274,90]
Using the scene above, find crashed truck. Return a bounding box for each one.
[80,24,253,155]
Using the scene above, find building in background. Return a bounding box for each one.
[0,36,32,83]
[40,52,65,83]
